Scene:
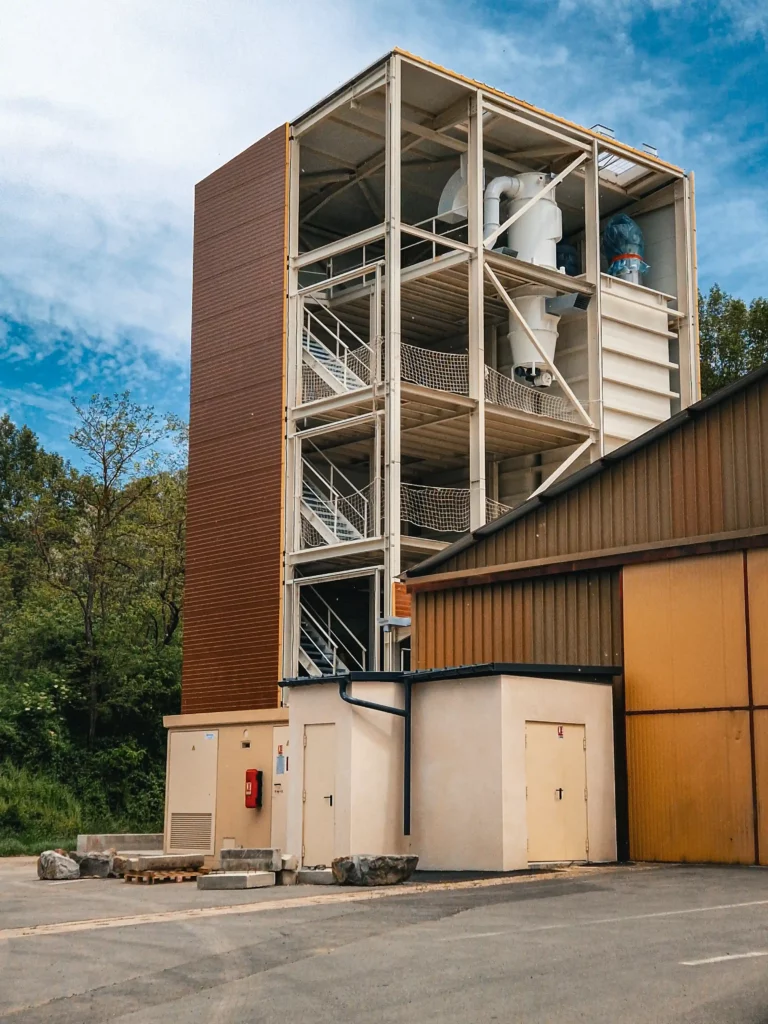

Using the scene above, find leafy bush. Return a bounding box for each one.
[0,763,84,852]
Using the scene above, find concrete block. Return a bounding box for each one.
[197,871,276,890]
[281,853,298,872]
[220,848,282,872]
[134,855,205,872]
[77,833,163,854]
[278,869,298,886]
[297,868,335,885]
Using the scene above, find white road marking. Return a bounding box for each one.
[441,931,506,941]
[531,899,768,932]
[681,951,768,966]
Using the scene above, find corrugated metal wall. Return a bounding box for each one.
[624,552,767,864]
[413,570,621,669]
[439,374,768,574]
[183,125,289,713]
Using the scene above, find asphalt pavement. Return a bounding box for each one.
[1,858,768,1022]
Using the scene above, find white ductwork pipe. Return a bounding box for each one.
[484,172,564,388]
[482,175,521,240]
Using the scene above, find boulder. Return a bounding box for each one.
[331,854,419,887]
[77,851,113,878]
[37,850,80,880]
[111,855,131,878]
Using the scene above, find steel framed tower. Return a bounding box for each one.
[182,49,698,711]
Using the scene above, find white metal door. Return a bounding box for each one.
[525,721,588,863]
[165,729,218,854]
[302,724,336,867]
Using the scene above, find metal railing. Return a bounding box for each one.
[302,442,373,541]
[303,587,366,672]
[401,214,469,264]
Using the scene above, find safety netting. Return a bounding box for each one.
[401,483,512,534]
[484,365,578,423]
[401,344,469,395]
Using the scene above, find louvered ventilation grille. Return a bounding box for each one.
[169,812,213,852]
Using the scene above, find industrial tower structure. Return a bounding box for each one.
[182,50,698,714]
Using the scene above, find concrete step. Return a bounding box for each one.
[198,871,276,890]
[220,848,282,872]
[297,868,336,885]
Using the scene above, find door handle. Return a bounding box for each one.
[324,794,333,806]
[555,788,563,800]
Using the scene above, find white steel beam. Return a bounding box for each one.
[298,259,383,297]
[584,141,605,455]
[294,223,385,268]
[295,411,381,440]
[484,263,595,429]
[293,64,387,137]
[675,174,699,406]
[400,223,474,254]
[483,152,587,251]
[527,437,595,499]
[383,53,402,670]
[467,90,486,530]
[283,132,303,679]
[482,99,592,154]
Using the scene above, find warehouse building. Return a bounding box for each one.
[404,362,768,865]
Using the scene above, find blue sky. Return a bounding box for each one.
[1,0,767,461]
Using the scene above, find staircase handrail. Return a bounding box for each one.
[300,602,341,673]
[303,444,371,538]
[303,586,366,671]
[303,307,373,385]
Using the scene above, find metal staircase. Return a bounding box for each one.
[300,447,370,547]
[302,477,362,544]
[298,589,366,677]
[301,307,372,397]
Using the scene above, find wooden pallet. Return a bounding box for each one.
[124,868,210,885]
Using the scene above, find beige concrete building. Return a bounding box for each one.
[284,666,617,871]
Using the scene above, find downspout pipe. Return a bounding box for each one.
[338,677,412,836]
[483,175,522,241]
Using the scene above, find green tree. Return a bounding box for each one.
[0,394,186,843]
[698,284,768,397]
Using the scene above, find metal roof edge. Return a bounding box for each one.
[393,48,684,177]
[281,662,620,687]
[403,361,768,579]
[291,51,393,128]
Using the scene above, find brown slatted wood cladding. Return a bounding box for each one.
[183,125,289,713]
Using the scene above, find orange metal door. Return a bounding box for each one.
[525,722,588,863]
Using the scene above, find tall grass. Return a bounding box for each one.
[0,763,84,856]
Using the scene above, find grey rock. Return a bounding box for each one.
[220,848,282,872]
[281,853,298,872]
[77,852,113,878]
[37,850,80,880]
[331,854,419,886]
[198,871,275,890]
[296,867,335,885]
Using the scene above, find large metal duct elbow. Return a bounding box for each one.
[483,175,522,240]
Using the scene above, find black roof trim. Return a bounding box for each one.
[281,662,620,688]
[405,362,768,578]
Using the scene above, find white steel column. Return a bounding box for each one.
[584,140,604,457]
[282,131,302,680]
[383,54,402,670]
[675,173,699,406]
[468,90,486,530]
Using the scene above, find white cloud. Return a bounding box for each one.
[0,0,765,402]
